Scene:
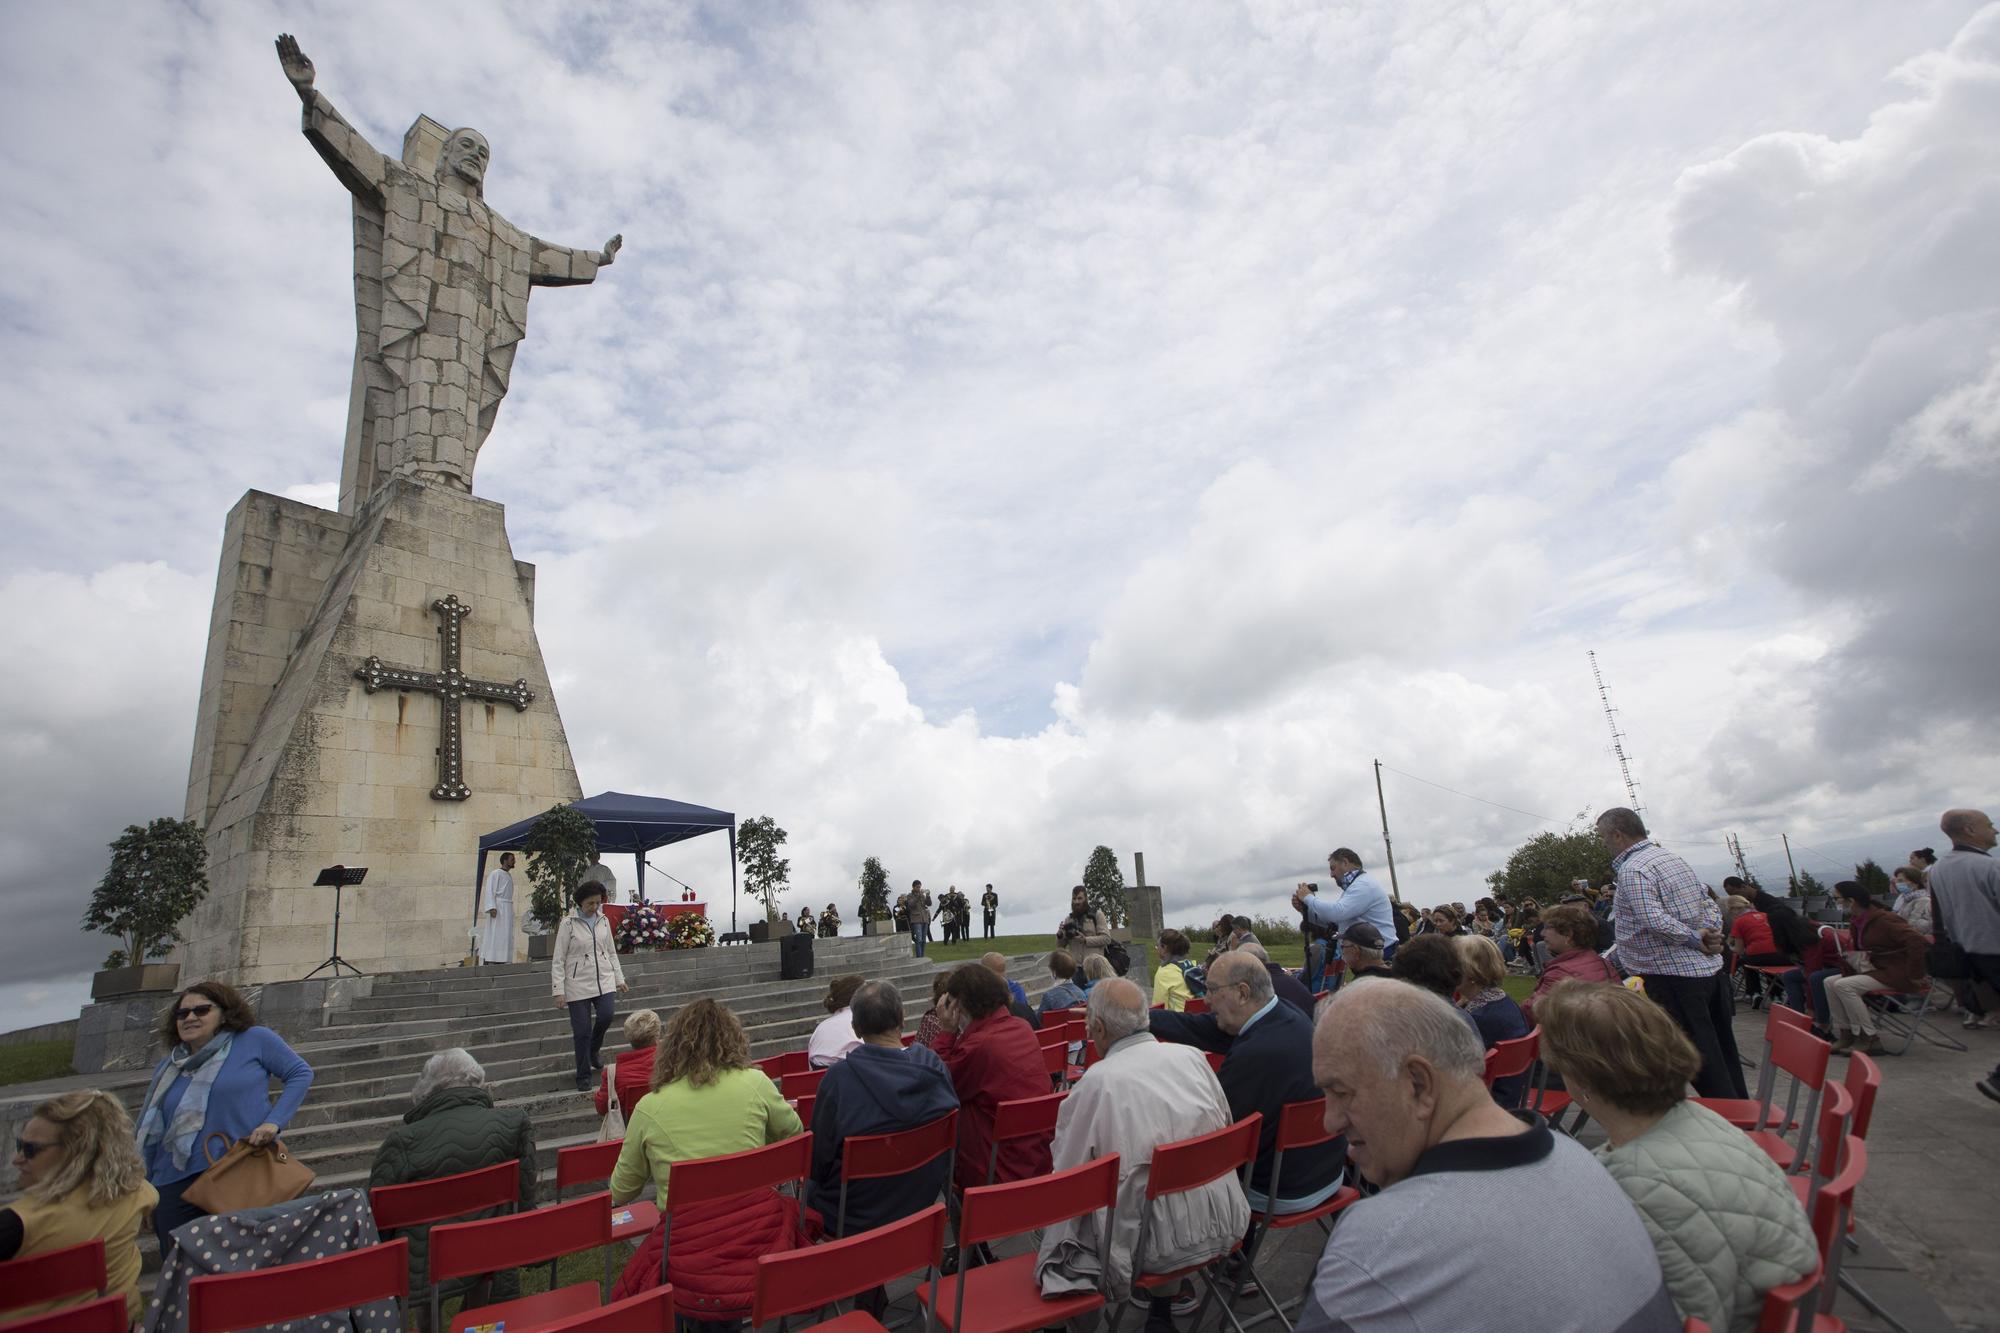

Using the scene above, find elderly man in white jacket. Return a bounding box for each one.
[1035,978,1249,1332]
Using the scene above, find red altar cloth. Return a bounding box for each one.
[605,901,706,933]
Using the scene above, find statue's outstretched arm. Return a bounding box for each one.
[277,33,388,203]
[528,232,623,287]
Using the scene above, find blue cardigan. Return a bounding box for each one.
[145,1026,315,1184]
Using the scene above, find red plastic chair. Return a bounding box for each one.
[752,1202,947,1333]
[531,1287,676,1333]
[370,1158,520,1231]
[756,1051,813,1080]
[1754,1263,1821,1333]
[1203,1051,1227,1074]
[836,1111,957,1237]
[430,1191,614,1333]
[986,1092,1065,1185]
[1111,1115,1264,1333]
[1782,1081,1852,1219]
[1236,1100,1362,1331]
[1035,1025,1070,1048]
[1807,1138,1869,1319]
[1185,997,1209,1015]
[658,1132,814,1282]
[794,1093,818,1129]
[556,1139,661,1239]
[1041,1042,1069,1082]
[917,1154,1121,1333]
[782,1067,828,1100]
[1,1294,127,1333]
[0,1239,106,1315]
[1483,1029,1537,1094]
[1743,1023,1832,1174]
[188,1238,410,1333]
[1699,1003,1812,1130]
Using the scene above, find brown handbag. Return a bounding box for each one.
[180,1130,316,1214]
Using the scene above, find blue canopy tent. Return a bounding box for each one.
[476,791,740,931]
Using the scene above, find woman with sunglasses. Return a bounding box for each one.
[3,1091,155,1324]
[135,981,314,1253]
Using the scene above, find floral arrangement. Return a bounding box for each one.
[616,904,669,953]
[667,911,715,950]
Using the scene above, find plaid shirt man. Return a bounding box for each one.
[1610,840,1721,978]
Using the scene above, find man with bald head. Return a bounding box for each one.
[1297,981,1676,1333]
[1152,951,1345,1225]
[1929,808,2000,1101]
[1036,979,1248,1331]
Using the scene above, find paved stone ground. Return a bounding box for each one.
[861,1003,1998,1333]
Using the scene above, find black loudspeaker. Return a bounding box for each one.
[779,932,815,980]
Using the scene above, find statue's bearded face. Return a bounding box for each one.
[440,129,490,189]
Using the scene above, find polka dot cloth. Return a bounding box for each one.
[146,1189,401,1333]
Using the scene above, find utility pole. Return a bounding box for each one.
[1373,759,1403,904]
[1781,834,1800,893]
[1725,833,1751,883]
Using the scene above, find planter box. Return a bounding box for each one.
[861,919,885,937]
[748,920,774,944]
[528,935,555,960]
[91,962,181,1002]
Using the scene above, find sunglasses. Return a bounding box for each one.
[174,1003,216,1022]
[15,1138,54,1159]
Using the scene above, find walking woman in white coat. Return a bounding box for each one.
[553,881,627,1091]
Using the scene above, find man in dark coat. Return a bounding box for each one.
[369,1049,539,1327]
[1238,941,1316,1017]
[1150,953,1346,1213]
[806,980,960,1238]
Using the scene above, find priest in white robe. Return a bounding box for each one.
[477,852,517,964]
[1036,978,1249,1307]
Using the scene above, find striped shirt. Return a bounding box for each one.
[1610,840,1721,979]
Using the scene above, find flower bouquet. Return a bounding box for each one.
[616,904,669,953]
[667,911,715,950]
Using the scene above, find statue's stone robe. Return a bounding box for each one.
[302,94,604,512]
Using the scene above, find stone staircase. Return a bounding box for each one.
[89,935,1050,1198]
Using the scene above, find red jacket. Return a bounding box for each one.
[596,1046,656,1124]
[611,1188,819,1319]
[935,1010,1053,1192]
[1521,947,1619,1024]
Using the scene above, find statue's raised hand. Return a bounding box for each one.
[600,234,623,265]
[276,33,316,99]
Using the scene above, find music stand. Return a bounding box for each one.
[303,864,368,980]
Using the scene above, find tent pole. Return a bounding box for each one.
[473,849,489,953]
[635,854,646,905]
[729,826,739,934]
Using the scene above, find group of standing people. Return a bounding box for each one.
[796,903,841,937]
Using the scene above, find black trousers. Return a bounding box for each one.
[983,912,996,938]
[1641,969,1747,1099]
[567,992,615,1083]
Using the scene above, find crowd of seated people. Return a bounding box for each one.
[37,823,1995,1333]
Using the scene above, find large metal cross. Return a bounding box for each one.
[352,594,534,801]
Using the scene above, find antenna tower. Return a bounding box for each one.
[1588,650,1643,815]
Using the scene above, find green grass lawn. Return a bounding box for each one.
[0,1039,74,1086]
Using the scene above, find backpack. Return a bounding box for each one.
[1104,938,1132,976]
[1172,957,1208,996]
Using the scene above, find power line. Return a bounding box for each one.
[1376,764,1567,826]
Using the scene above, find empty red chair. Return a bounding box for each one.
[1743,1023,1832,1174]
[917,1153,1121,1333]
[836,1111,958,1236]
[1807,1138,1869,1318]
[532,1287,675,1333]
[1698,1003,1812,1130]
[1783,1082,1852,1218]
[370,1158,520,1231]
[429,1191,613,1333]
[1235,1100,1362,1331]
[752,1202,947,1333]
[756,1051,812,1081]
[1482,1029,1536,1093]
[782,1067,828,1100]
[794,1093,818,1129]
[0,1239,106,1317]
[1,1294,127,1333]
[188,1238,409,1333]
[1109,1115,1263,1333]
[986,1092,1065,1185]
[1041,1042,1069,1082]
[556,1138,662,1296]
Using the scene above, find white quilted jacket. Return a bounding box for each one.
[1595,1100,1819,1333]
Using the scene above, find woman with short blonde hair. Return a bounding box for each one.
[594,1009,662,1126]
[1537,981,1815,1333]
[1452,934,1531,1104]
[3,1091,157,1322]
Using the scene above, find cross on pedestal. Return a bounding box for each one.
[352,594,534,801]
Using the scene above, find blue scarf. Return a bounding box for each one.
[136,1030,236,1172]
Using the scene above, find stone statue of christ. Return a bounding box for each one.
[276,34,623,509]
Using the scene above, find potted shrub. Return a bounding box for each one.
[82,818,208,1000]
[856,856,891,936]
[739,815,790,944]
[521,803,599,959]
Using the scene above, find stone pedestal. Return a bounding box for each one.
[179,479,582,984]
[1125,883,1164,989]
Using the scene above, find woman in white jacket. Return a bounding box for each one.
[553,882,628,1091]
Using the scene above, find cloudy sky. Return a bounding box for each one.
[3,2,1996,1028]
